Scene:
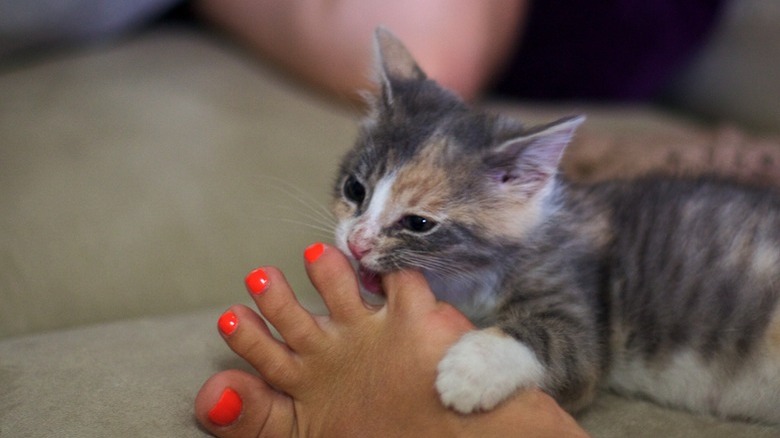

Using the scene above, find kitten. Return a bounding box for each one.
[332,28,780,422]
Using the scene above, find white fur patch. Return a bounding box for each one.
[607,348,780,423]
[334,219,353,255]
[608,350,717,413]
[436,329,544,413]
[716,352,780,423]
[751,243,780,281]
[334,174,396,259]
[365,174,395,224]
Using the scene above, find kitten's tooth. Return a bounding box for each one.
[358,266,384,295]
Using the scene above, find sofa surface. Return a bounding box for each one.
[2,27,780,437]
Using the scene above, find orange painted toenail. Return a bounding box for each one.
[218,310,238,336]
[304,242,325,263]
[208,387,242,426]
[245,268,270,295]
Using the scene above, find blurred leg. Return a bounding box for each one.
[194,0,527,102]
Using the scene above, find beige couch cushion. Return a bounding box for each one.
[0,28,351,337]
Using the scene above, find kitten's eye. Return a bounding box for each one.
[400,215,437,233]
[343,175,366,204]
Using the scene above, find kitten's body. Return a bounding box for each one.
[495,176,780,417]
[333,29,780,422]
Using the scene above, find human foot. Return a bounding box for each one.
[195,243,588,437]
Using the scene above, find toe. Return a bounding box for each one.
[195,369,295,438]
[383,270,437,316]
[219,305,301,390]
[245,266,324,353]
[304,243,370,322]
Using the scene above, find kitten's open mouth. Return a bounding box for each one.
[358,266,384,296]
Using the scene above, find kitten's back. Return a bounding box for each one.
[591,176,780,420]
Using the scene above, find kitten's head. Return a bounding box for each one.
[333,28,583,296]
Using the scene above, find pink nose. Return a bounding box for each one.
[348,241,370,261]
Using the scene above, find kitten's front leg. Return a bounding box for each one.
[435,327,545,413]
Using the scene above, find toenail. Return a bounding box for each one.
[208,387,243,427]
[304,242,325,263]
[218,310,238,336]
[245,268,270,295]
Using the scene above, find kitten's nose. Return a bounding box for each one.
[348,241,370,261]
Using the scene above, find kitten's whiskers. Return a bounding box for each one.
[256,174,337,228]
[250,175,337,241]
[395,251,489,288]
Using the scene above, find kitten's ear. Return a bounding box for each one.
[373,27,426,107]
[487,115,585,194]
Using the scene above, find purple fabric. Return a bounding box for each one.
[492,0,726,101]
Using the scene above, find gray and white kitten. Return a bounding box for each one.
[333,28,780,422]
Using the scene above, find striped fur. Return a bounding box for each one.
[332,29,780,421]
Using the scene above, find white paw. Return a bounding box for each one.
[435,329,545,413]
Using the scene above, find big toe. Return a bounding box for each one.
[195,369,295,437]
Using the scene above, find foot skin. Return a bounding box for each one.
[194,243,588,437]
